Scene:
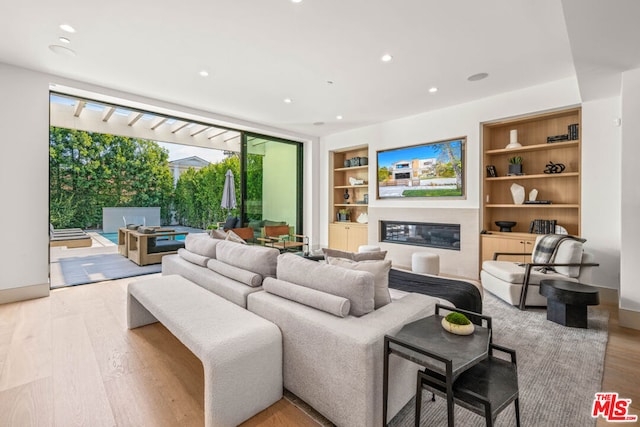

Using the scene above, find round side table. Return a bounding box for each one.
[539,279,600,328]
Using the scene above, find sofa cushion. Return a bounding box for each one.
[148,239,184,254]
[482,260,579,285]
[327,257,392,309]
[322,248,387,261]
[554,239,584,277]
[277,253,375,317]
[262,277,350,318]
[185,233,221,258]
[225,229,246,244]
[209,228,227,239]
[216,240,279,279]
[177,248,210,267]
[207,259,263,287]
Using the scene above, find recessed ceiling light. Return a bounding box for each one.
[59,37,71,44]
[49,45,76,57]
[428,87,438,93]
[467,72,489,82]
[381,54,393,62]
[327,80,334,85]
[59,24,76,33]
[313,121,325,126]
[336,115,343,120]
[291,0,302,3]
[199,70,209,77]
[283,98,293,104]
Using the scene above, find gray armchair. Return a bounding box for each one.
[481,236,598,310]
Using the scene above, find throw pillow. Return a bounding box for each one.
[322,248,387,261]
[225,229,247,244]
[185,233,221,258]
[262,277,350,318]
[177,248,209,267]
[326,257,392,309]
[223,216,238,231]
[209,228,227,239]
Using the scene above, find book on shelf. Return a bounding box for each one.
[529,219,558,234]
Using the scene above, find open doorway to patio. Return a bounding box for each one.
[48,93,244,288]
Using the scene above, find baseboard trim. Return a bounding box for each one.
[619,308,640,331]
[0,283,50,305]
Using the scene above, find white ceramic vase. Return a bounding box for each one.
[510,183,525,205]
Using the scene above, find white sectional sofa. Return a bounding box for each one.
[157,233,441,426]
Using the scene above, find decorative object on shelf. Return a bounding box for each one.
[343,189,350,202]
[486,165,497,177]
[507,156,523,175]
[364,194,369,204]
[529,188,538,202]
[343,159,350,168]
[544,161,565,174]
[349,157,362,167]
[528,219,557,234]
[524,200,551,204]
[349,177,365,185]
[356,213,369,224]
[441,312,474,335]
[547,134,570,143]
[495,221,517,232]
[505,129,522,149]
[568,123,579,140]
[555,224,568,235]
[510,183,525,205]
[336,208,351,222]
[360,157,368,166]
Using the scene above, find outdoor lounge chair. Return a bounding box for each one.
[258,225,308,254]
[49,224,92,248]
[127,228,187,266]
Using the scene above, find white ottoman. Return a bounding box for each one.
[411,252,440,275]
[358,245,381,253]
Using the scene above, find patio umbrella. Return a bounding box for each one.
[221,169,237,217]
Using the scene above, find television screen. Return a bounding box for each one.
[377,137,465,199]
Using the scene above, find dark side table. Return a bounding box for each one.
[539,279,600,328]
[383,313,491,427]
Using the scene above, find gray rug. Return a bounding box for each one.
[52,253,161,287]
[389,292,609,427]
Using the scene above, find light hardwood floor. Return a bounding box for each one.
[0,275,638,426]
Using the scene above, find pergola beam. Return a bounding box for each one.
[73,100,86,117]
[207,129,227,140]
[224,132,240,142]
[127,112,144,126]
[171,121,189,134]
[102,106,116,122]
[190,125,209,137]
[150,117,167,130]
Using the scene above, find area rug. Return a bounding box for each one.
[389,292,610,427]
[52,253,161,287]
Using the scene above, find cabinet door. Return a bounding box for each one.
[346,225,368,252]
[482,235,531,263]
[329,223,349,251]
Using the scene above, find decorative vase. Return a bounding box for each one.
[508,164,522,175]
[441,318,474,335]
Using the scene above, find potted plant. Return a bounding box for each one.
[337,208,351,222]
[441,312,474,335]
[508,156,523,175]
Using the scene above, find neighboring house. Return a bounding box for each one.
[390,158,436,179]
[169,156,210,186]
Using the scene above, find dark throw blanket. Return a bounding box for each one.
[388,268,482,314]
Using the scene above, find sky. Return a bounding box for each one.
[156,141,229,164]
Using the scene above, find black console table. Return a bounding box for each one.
[539,279,600,328]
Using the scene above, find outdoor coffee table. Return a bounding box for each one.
[383,313,491,427]
[539,279,600,328]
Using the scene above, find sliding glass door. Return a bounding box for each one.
[242,134,303,234]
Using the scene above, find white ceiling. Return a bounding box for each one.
[0,0,639,137]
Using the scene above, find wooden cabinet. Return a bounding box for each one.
[329,223,368,252]
[329,145,369,250]
[481,233,536,263]
[481,107,581,262]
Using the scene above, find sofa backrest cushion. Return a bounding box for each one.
[276,253,375,317]
[225,229,247,244]
[185,233,221,258]
[207,259,263,287]
[322,247,387,261]
[178,248,210,267]
[262,277,350,318]
[216,240,279,278]
[326,257,392,309]
[554,239,584,277]
[209,228,227,239]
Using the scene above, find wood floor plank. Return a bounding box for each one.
[240,398,321,427]
[52,314,116,427]
[0,376,53,427]
[0,298,52,391]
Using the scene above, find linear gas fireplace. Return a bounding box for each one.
[380,221,460,251]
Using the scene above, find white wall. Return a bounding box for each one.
[321,77,621,285]
[0,63,51,301]
[581,97,622,289]
[620,68,640,314]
